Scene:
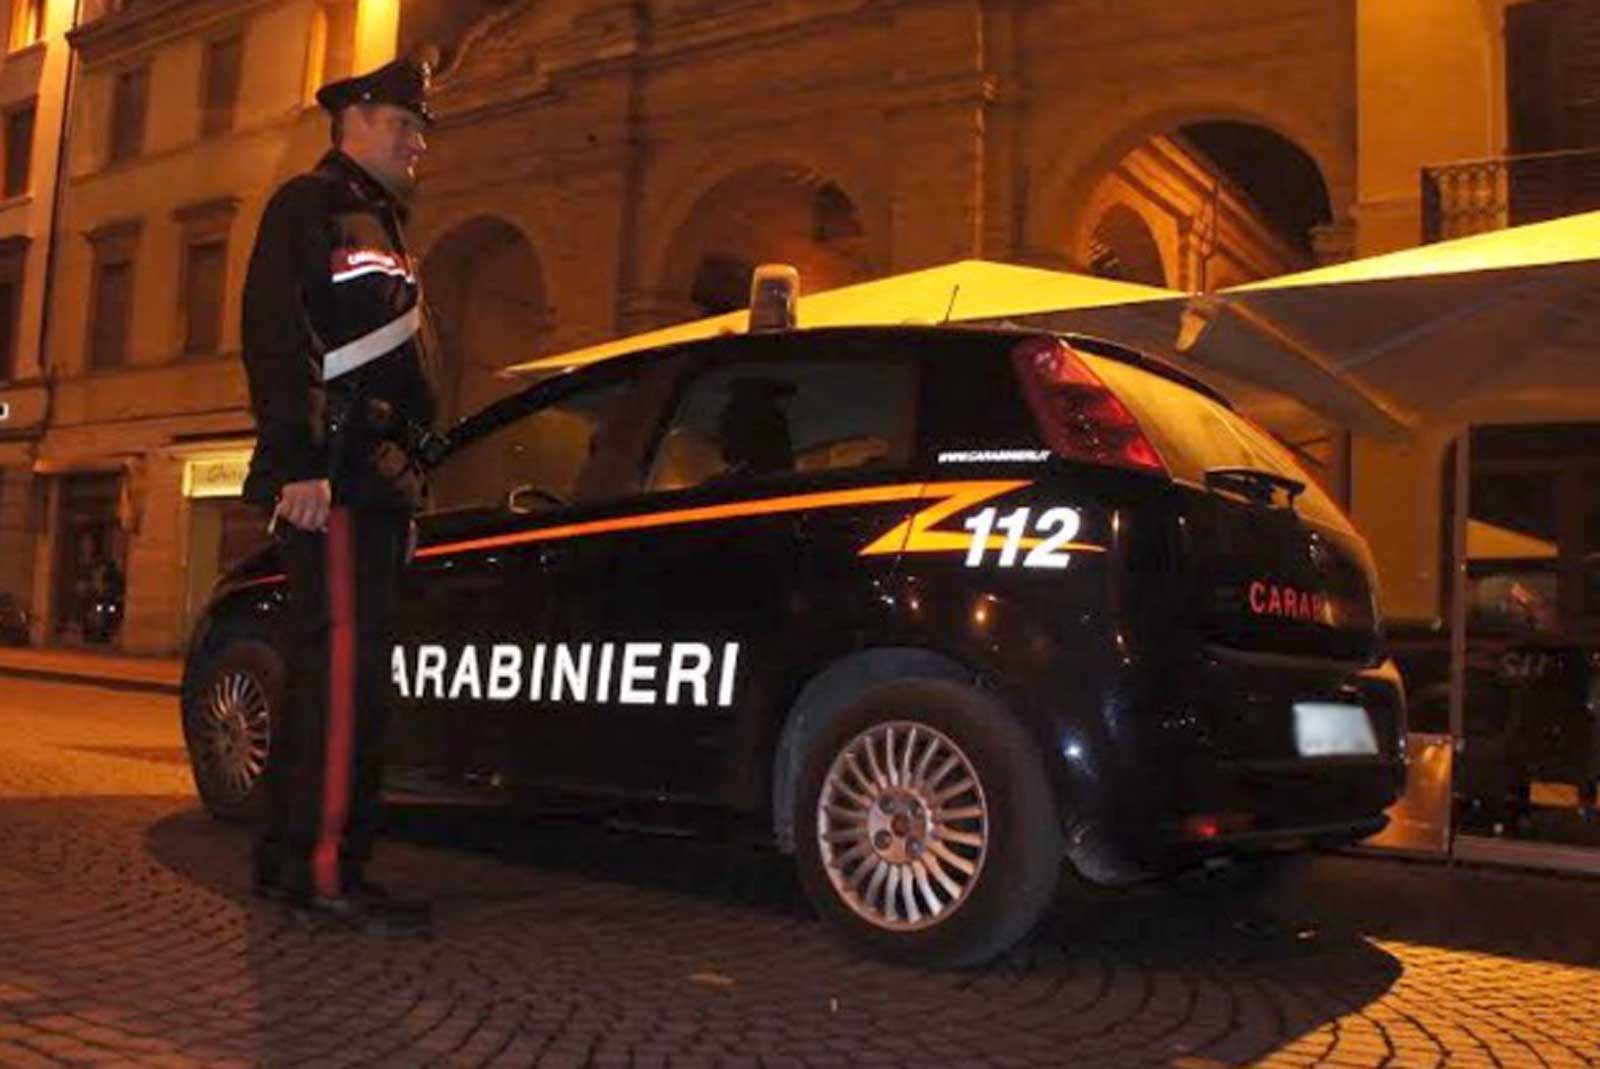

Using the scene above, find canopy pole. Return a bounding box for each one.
[1447,429,1470,852]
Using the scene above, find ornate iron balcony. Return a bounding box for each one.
[1421,146,1600,242]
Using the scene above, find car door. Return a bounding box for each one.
[572,333,924,806]
[385,363,661,800]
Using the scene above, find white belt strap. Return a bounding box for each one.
[322,305,422,382]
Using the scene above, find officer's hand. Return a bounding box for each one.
[276,479,332,532]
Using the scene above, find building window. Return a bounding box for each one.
[174,197,237,359]
[90,261,131,368]
[10,0,45,51]
[0,239,22,382]
[0,239,26,383]
[4,103,35,198]
[307,0,356,99]
[108,65,149,165]
[182,241,226,355]
[86,221,139,370]
[201,34,243,138]
[1441,424,1600,636]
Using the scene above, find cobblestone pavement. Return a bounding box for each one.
[1,676,1598,1069]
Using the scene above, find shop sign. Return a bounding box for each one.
[183,453,251,499]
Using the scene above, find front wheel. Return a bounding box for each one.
[794,679,1064,968]
[182,638,283,823]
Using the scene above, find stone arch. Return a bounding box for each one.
[641,146,883,322]
[1086,203,1168,287]
[420,215,548,424]
[1031,93,1349,280]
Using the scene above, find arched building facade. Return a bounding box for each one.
[419,0,1356,350]
[12,0,1545,656]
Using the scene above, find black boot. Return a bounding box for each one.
[252,842,293,903]
[278,887,432,939]
[345,876,433,936]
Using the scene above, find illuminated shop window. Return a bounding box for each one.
[10,0,45,51]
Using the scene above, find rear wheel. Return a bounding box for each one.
[183,638,283,823]
[794,679,1064,968]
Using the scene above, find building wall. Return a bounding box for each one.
[1348,0,1539,621]
[0,0,77,625]
[1016,0,1357,267]
[417,0,1354,349]
[35,0,398,652]
[25,0,1548,648]
[419,0,1561,631]
[1354,0,1510,256]
[0,0,75,387]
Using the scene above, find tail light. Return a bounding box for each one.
[1179,812,1256,840]
[1010,336,1166,474]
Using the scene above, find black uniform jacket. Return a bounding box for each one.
[241,150,437,513]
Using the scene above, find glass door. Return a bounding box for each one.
[1448,424,1600,868]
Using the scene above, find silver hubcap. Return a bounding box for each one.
[197,671,271,803]
[817,721,989,932]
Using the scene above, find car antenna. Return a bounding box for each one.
[941,284,961,323]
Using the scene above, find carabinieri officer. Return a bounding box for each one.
[240,57,438,936]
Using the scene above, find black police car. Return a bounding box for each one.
[182,324,1406,966]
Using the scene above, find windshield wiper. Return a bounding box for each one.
[1205,466,1306,507]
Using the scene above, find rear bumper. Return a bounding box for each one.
[1060,650,1408,883]
[1068,756,1404,882]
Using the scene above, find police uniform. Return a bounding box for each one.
[241,59,437,930]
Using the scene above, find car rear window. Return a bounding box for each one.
[1084,353,1353,534]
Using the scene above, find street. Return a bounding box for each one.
[0,675,1597,1069]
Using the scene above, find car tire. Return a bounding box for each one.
[183,637,283,824]
[793,678,1064,968]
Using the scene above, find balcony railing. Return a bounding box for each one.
[1421,146,1600,243]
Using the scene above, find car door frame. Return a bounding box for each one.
[388,350,689,799]
[556,332,929,808]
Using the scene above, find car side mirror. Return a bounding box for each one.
[507,484,569,514]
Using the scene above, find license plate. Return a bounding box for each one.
[1293,702,1378,757]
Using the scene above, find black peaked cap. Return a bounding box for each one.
[316,57,434,125]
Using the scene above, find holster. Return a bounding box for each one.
[323,392,430,513]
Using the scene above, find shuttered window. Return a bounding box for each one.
[109,66,149,164]
[4,103,34,198]
[201,35,243,138]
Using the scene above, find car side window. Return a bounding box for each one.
[429,381,627,515]
[646,356,915,493]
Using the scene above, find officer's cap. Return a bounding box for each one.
[316,57,434,125]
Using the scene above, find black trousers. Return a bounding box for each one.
[255,507,408,899]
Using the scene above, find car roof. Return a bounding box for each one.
[588,324,1226,400]
[456,323,1229,443]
